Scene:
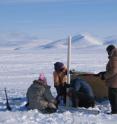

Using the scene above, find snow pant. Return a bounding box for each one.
[55,85,66,104]
[72,91,95,108]
[108,88,117,114]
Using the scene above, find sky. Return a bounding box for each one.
[0,0,117,41]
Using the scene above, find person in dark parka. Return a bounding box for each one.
[69,78,95,108]
[26,73,57,113]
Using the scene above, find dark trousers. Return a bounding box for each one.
[108,88,117,114]
[72,91,95,108]
[55,85,66,104]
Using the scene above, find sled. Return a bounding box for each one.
[70,71,108,99]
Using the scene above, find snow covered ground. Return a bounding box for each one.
[0,35,117,124]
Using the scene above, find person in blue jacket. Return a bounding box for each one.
[68,78,95,108]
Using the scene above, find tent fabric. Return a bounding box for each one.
[70,72,108,99]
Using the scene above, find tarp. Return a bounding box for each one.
[71,72,108,99]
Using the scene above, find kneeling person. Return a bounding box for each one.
[26,73,57,113]
[69,78,95,108]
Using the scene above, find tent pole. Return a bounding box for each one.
[66,35,72,107]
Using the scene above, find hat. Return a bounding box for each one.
[54,62,64,71]
[106,45,115,53]
[38,73,47,85]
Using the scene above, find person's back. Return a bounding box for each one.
[71,78,94,98]
[70,78,95,108]
[27,80,45,110]
[27,74,57,113]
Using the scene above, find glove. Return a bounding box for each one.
[48,102,57,109]
[51,99,57,105]
[96,72,105,80]
[70,69,76,74]
[65,83,71,88]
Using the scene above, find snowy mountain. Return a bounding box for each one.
[41,34,103,49]
[1,33,117,50]
[71,34,103,48]
[14,39,52,50]
[14,33,104,50]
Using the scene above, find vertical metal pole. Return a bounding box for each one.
[66,35,72,107]
[67,35,71,85]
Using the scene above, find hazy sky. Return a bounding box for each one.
[0,0,117,40]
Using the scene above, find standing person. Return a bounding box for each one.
[26,73,57,113]
[97,45,117,114]
[53,62,67,104]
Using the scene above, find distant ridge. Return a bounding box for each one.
[41,33,103,49]
[1,33,116,50]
